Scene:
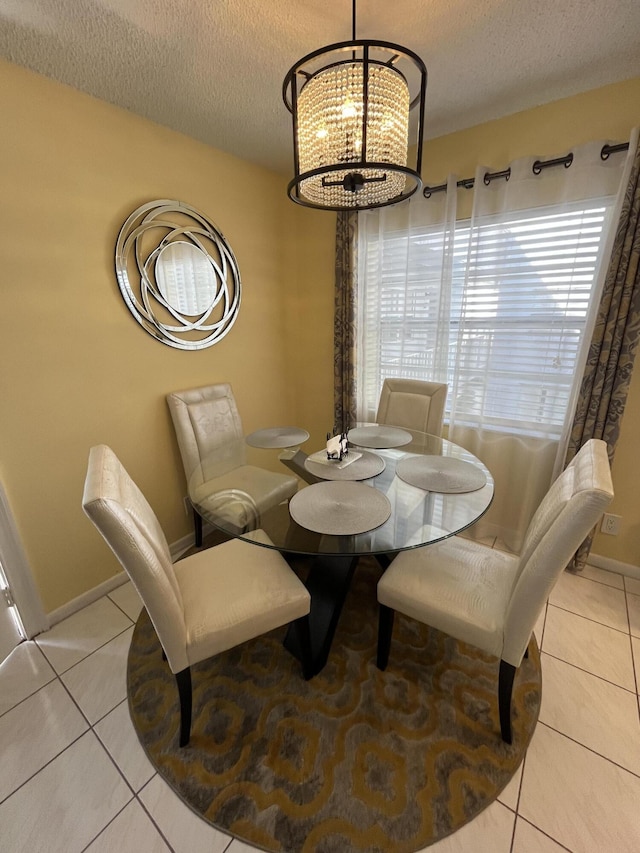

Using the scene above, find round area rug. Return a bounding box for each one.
[127,557,541,853]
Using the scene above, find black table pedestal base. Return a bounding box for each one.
[284,554,359,677]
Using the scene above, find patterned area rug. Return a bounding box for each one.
[127,557,541,852]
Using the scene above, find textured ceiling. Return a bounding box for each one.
[1,0,639,176]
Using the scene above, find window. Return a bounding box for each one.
[358,200,615,439]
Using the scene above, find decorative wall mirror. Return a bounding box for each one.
[115,200,241,349]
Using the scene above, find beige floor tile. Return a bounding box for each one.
[0,679,88,802]
[138,775,232,853]
[519,724,640,852]
[36,598,132,674]
[627,592,640,639]
[0,732,132,853]
[580,564,624,589]
[85,800,170,852]
[497,759,523,810]
[421,800,515,852]
[539,653,640,774]
[549,571,629,632]
[94,699,155,792]
[624,576,640,596]
[61,627,133,724]
[0,642,55,716]
[108,581,144,623]
[512,818,568,852]
[543,605,635,690]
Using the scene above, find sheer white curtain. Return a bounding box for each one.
[448,141,631,551]
[357,176,458,420]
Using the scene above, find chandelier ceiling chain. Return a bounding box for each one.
[283,0,427,212]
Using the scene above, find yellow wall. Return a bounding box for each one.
[0,59,303,611]
[1,61,638,617]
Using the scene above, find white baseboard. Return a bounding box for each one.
[47,572,129,627]
[589,552,640,580]
[46,529,203,628]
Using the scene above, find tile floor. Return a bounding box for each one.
[1,562,640,852]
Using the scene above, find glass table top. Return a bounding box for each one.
[187,428,494,557]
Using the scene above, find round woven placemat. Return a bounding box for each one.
[348,425,413,448]
[127,557,541,853]
[246,427,310,448]
[289,481,391,534]
[396,455,487,492]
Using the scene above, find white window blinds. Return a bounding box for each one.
[451,202,614,436]
[358,199,616,438]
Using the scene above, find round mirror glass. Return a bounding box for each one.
[156,241,217,315]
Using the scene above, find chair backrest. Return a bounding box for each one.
[166,382,244,482]
[82,444,189,672]
[502,438,614,666]
[376,379,447,435]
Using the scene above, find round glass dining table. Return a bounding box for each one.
[188,426,493,675]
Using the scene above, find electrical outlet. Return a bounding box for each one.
[600,513,621,536]
[183,496,191,516]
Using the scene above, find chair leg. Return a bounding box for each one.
[377,605,395,671]
[294,615,314,681]
[175,667,192,747]
[498,660,517,744]
[193,508,203,548]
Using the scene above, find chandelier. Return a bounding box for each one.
[282,1,427,211]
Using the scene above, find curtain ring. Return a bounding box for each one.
[532,153,573,175]
[484,168,510,185]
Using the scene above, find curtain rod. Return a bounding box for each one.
[422,141,630,198]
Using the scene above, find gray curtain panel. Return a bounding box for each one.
[566,136,640,569]
[334,211,358,435]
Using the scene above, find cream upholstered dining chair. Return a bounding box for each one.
[82,444,311,747]
[376,378,447,435]
[166,382,298,546]
[376,438,613,743]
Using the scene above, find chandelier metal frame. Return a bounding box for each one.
[282,4,427,212]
